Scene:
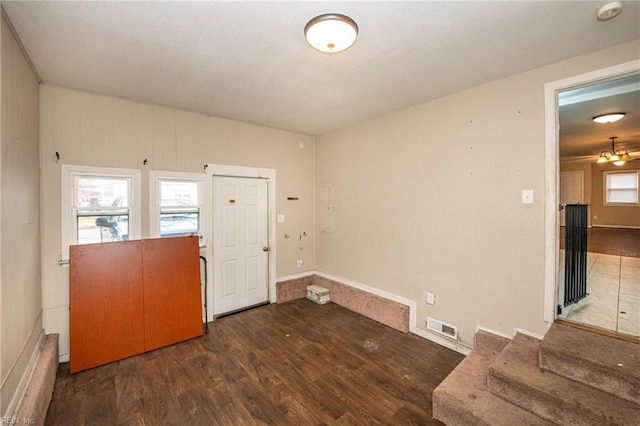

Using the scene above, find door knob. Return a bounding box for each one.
[263,247,270,252]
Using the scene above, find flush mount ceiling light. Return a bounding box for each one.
[596,136,630,166]
[304,13,358,54]
[596,1,623,21]
[593,112,626,123]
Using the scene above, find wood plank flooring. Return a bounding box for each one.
[560,228,640,258]
[46,299,464,425]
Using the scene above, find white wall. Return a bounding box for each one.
[40,85,315,359]
[1,14,41,415]
[315,40,640,348]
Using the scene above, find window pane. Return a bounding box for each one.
[605,172,638,204]
[160,212,198,237]
[607,189,638,203]
[608,173,637,189]
[77,177,129,208]
[77,214,129,244]
[160,181,198,206]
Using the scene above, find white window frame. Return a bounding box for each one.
[603,170,639,206]
[61,165,141,263]
[149,171,209,242]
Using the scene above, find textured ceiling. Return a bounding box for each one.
[559,75,640,163]
[3,1,640,136]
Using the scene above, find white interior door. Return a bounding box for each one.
[559,171,584,226]
[213,176,268,315]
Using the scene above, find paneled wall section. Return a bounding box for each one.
[1,14,41,415]
[40,85,315,360]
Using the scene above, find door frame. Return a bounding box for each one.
[543,60,639,323]
[206,164,277,311]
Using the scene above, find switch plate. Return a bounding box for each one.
[521,189,534,204]
[277,214,285,223]
[427,292,435,305]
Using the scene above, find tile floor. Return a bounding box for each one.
[559,251,640,337]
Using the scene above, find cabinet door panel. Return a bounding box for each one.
[142,236,203,351]
[70,241,144,373]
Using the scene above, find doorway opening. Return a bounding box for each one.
[205,164,277,319]
[544,62,640,338]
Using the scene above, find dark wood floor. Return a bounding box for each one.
[560,227,640,258]
[46,299,464,425]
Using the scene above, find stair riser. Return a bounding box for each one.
[488,370,630,426]
[539,348,640,405]
[432,389,492,426]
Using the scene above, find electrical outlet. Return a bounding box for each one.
[296,260,303,268]
[427,292,435,305]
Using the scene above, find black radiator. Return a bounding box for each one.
[564,204,588,306]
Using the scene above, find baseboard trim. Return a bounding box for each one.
[411,327,472,356]
[475,325,547,343]
[2,317,45,418]
[475,325,512,340]
[514,327,547,340]
[592,224,640,230]
[314,271,416,307]
[276,270,315,282]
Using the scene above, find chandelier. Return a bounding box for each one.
[596,136,630,166]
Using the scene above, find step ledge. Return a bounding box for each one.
[539,323,639,404]
[433,331,552,425]
[488,333,639,425]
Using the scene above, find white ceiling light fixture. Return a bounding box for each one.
[596,136,630,166]
[304,13,358,54]
[596,1,623,21]
[593,112,626,123]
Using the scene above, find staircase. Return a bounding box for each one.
[432,323,640,425]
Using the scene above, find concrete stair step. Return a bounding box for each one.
[488,333,640,425]
[432,331,552,426]
[539,323,640,404]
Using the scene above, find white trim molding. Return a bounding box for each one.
[276,270,315,282]
[592,224,640,230]
[205,164,277,310]
[148,170,210,239]
[60,164,142,264]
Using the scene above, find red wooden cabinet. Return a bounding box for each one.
[70,236,202,373]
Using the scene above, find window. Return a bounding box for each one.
[150,171,207,239]
[62,165,141,262]
[604,171,639,205]
[76,176,130,244]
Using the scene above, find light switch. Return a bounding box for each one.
[427,292,435,305]
[277,214,285,223]
[522,189,534,204]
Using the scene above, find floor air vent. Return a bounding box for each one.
[427,317,458,340]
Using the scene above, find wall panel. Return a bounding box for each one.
[40,85,315,360]
[0,14,41,415]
